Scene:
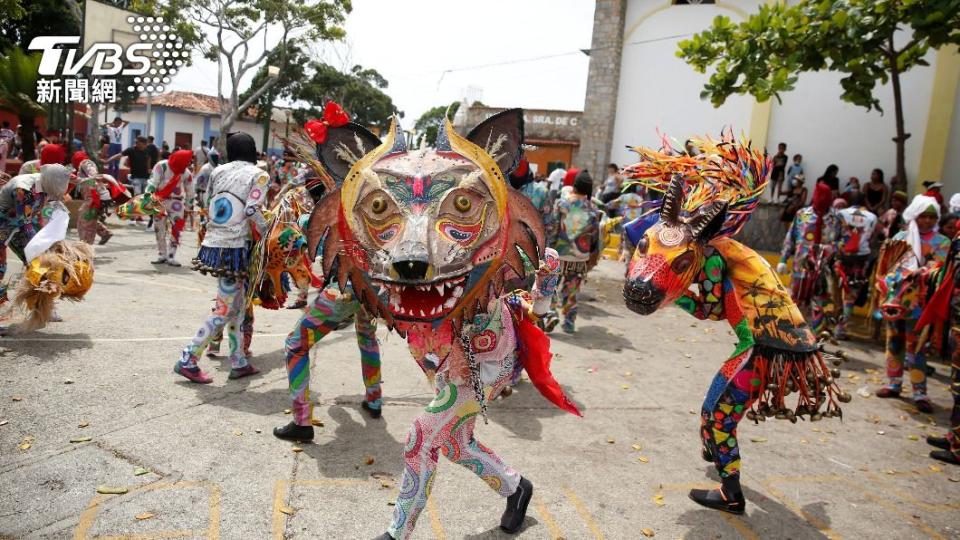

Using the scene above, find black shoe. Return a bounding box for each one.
[273,421,314,441]
[372,533,394,540]
[930,450,960,465]
[927,436,950,450]
[500,476,533,533]
[688,487,746,515]
[361,401,382,419]
[701,447,714,462]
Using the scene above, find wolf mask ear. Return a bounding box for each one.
[466,108,524,176]
[316,123,382,185]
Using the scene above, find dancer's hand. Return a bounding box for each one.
[776,262,788,274]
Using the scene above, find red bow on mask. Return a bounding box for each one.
[304,101,350,144]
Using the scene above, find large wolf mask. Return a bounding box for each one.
[307,109,544,331]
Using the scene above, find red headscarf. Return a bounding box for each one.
[563,167,580,187]
[40,144,67,165]
[811,182,832,215]
[155,149,194,199]
[71,151,90,170]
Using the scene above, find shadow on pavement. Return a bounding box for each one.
[487,381,579,441]
[0,331,94,356]
[548,324,634,352]
[299,402,405,480]
[462,516,539,539]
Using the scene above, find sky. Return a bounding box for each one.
[167,0,596,123]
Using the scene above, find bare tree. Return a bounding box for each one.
[179,0,350,153]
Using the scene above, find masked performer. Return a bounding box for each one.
[832,192,877,339]
[18,144,66,175]
[6,202,94,331]
[917,232,960,465]
[546,169,601,333]
[72,152,128,245]
[874,195,948,412]
[288,104,579,539]
[777,182,842,334]
[622,134,845,514]
[194,149,220,228]
[143,149,193,266]
[175,133,266,383]
[0,164,71,306]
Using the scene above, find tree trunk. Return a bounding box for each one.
[888,39,910,194]
[19,115,36,162]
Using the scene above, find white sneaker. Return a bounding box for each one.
[166,257,181,267]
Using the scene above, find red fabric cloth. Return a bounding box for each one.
[510,157,530,179]
[40,144,66,165]
[71,151,89,170]
[516,315,582,417]
[563,168,580,187]
[155,150,193,199]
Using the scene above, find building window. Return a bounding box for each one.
[673,0,715,4]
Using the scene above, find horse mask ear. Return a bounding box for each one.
[466,108,524,176]
[316,123,383,185]
[689,202,728,244]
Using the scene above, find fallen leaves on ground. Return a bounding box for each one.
[64,379,74,385]
[877,431,886,435]
[135,512,154,520]
[279,506,295,516]
[233,430,243,437]
[283,409,292,415]
[637,456,649,463]
[364,456,375,465]
[652,493,665,506]
[78,421,90,428]
[11,396,22,402]
[907,435,919,441]
[134,467,149,476]
[631,443,642,451]
[291,447,303,453]
[642,527,655,537]
[69,437,92,443]
[96,485,128,495]
[18,436,34,452]
[929,465,941,473]
[0,420,8,427]
[621,384,630,390]
[750,437,767,443]
[311,419,324,427]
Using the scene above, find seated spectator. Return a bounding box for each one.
[864,168,888,214]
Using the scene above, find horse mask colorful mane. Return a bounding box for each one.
[307,110,545,332]
[621,135,767,313]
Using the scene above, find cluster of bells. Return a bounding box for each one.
[190,259,249,280]
[744,332,852,424]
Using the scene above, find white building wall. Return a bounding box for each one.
[610,0,756,168]
[767,50,936,193]
[941,78,960,196]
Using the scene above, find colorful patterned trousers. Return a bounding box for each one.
[884,319,928,400]
[834,255,869,337]
[552,261,587,331]
[77,202,109,244]
[0,217,36,301]
[210,304,254,356]
[154,198,185,259]
[179,277,250,369]
[284,287,381,427]
[948,328,960,458]
[388,372,521,540]
[700,350,757,479]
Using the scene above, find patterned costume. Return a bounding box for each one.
[622,133,845,514]
[779,188,842,334]
[143,150,194,266]
[874,195,949,410]
[176,134,268,384]
[72,152,128,245]
[0,165,71,304]
[285,105,579,540]
[547,181,601,333]
[833,204,878,338]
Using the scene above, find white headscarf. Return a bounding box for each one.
[949,193,960,214]
[901,194,940,270]
[547,168,566,192]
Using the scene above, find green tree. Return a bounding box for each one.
[0,49,45,160]
[178,0,352,154]
[241,44,307,150]
[291,63,398,130]
[677,0,960,190]
[414,101,460,148]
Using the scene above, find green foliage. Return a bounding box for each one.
[0,0,78,52]
[240,44,308,121]
[291,63,398,130]
[678,0,960,112]
[414,101,461,147]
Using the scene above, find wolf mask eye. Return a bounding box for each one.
[371,196,388,214]
[454,195,471,212]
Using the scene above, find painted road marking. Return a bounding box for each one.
[73,481,221,540]
[562,487,605,540]
[532,496,564,540]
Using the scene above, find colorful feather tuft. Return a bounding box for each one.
[622,129,770,239]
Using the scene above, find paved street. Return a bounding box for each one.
[1,223,958,540]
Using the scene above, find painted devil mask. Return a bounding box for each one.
[308,109,544,329]
[623,176,727,315]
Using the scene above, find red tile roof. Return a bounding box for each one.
[135,91,223,115]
